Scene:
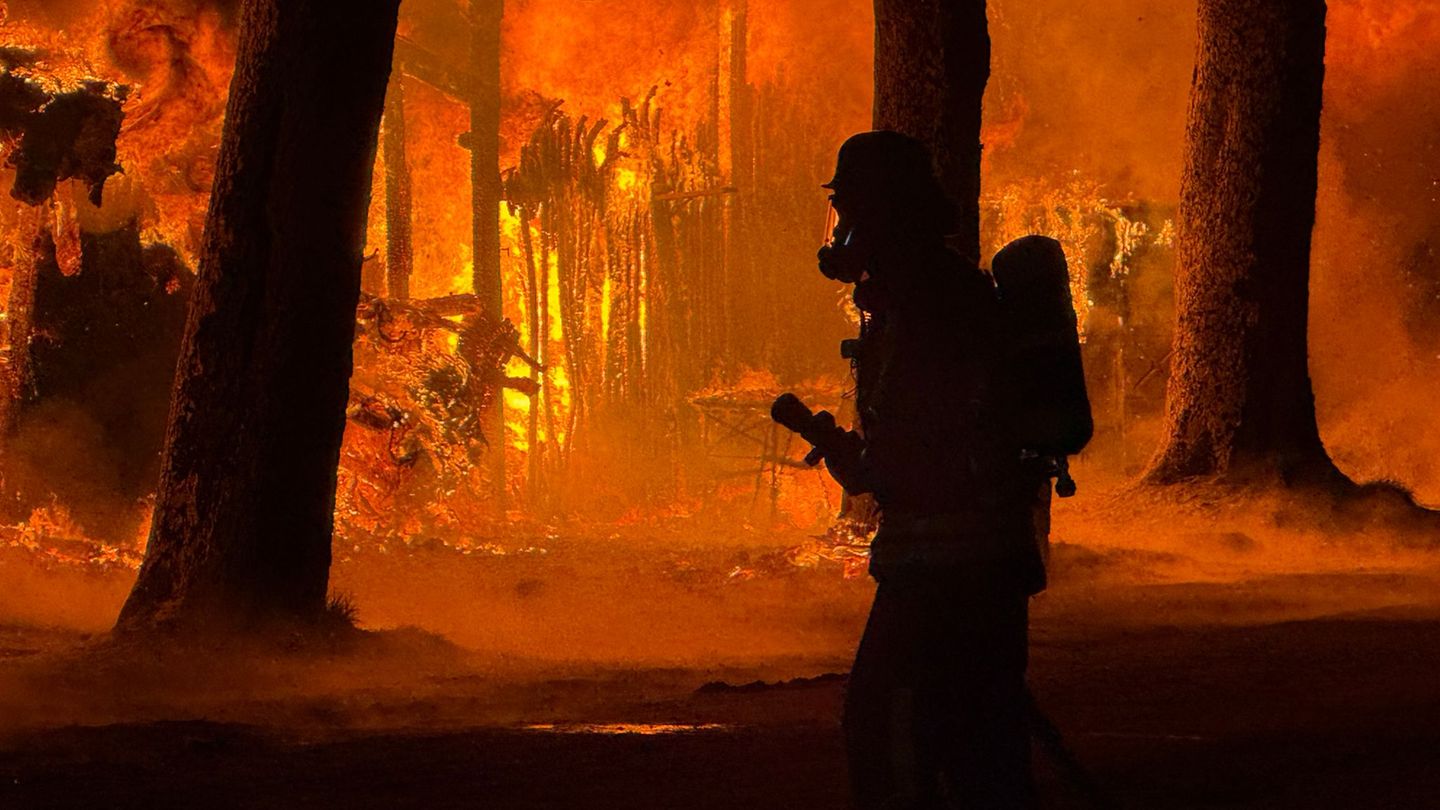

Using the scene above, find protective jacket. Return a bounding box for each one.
[849,241,1045,594]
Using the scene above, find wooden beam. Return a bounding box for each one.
[393,37,480,102]
[413,292,480,317]
[469,0,506,510]
[383,76,414,301]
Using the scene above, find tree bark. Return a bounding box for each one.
[118,0,401,630]
[872,0,989,265]
[1146,0,1336,485]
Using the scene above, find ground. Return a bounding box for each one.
[1,480,1438,808]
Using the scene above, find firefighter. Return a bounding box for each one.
[811,131,1043,809]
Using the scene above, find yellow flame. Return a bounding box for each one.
[600,275,613,346]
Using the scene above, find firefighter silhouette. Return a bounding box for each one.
[774,131,1091,809]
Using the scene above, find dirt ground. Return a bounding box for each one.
[1,486,1438,809]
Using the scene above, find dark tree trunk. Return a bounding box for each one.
[383,77,414,302]
[118,0,400,630]
[1146,0,1337,485]
[470,0,507,509]
[872,0,989,265]
[0,207,43,440]
[840,1,988,529]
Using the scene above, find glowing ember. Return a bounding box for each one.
[522,723,732,735]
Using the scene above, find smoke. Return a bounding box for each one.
[747,0,872,131]
[501,0,712,127]
[985,0,1196,201]
[488,0,872,157]
[3,0,1435,540]
[1311,3,1440,504]
[982,0,1440,503]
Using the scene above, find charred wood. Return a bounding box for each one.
[0,69,124,206]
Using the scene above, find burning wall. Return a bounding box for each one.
[358,0,871,531]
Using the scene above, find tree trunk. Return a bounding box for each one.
[1146,0,1336,485]
[384,76,414,302]
[718,0,756,366]
[872,0,989,265]
[845,0,988,528]
[470,0,507,512]
[0,206,44,441]
[118,0,400,630]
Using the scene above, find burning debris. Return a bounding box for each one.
[339,293,537,540]
[0,65,123,206]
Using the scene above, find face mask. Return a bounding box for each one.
[817,232,871,284]
[817,200,875,284]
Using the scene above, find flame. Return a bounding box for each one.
[0,0,889,560]
[9,0,1431,580]
[984,178,1170,339]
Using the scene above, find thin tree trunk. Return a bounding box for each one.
[872,0,989,265]
[384,76,414,302]
[0,206,44,440]
[521,208,541,505]
[717,0,755,364]
[470,0,507,512]
[1146,0,1336,485]
[118,0,400,630]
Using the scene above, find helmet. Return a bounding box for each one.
[822,130,938,196]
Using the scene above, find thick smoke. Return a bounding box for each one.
[983,0,1440,503]
[1311,3,1440,504]
[984,0,1195,201]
